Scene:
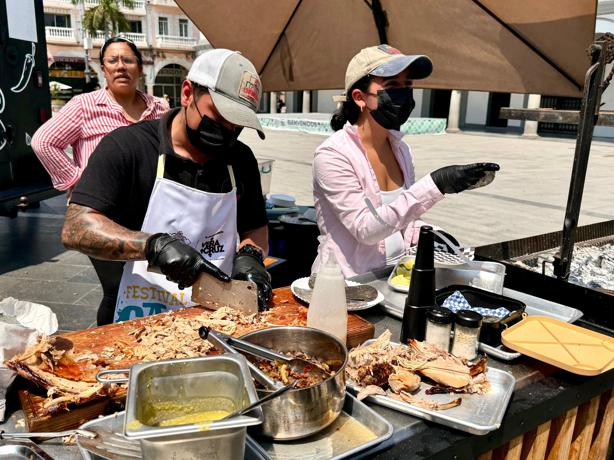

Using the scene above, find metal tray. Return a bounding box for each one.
[0,439,54,460]
[78,394,393,460]
[245,393,393,460]
[78,412,139,460]
[346,340,516,436]
[354,270,583,361]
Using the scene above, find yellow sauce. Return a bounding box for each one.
[142,397,235,427]
[126,420,143,430]
[158,409,230,426]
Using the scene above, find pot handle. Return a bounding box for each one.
[96,368,130,384]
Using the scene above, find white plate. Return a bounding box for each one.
[290,277,384,311]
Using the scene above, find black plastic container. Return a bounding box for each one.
[401,226,436,343]
[435,285,526,347]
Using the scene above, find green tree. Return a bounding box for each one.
[71,0,136,39]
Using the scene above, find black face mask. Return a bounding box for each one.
[369,87,415,131]
[185,105,241,156]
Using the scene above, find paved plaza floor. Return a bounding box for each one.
[1,127,612,331]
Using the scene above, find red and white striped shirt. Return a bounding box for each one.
[32,88,169,191]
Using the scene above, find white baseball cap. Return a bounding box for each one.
[187,49,265,139]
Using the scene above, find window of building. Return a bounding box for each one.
[179,19,188,37]
[158,17,168,36]
[44,13,71,28]
[128,20,142,34]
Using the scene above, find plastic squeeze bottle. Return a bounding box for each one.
[307,254,348,344]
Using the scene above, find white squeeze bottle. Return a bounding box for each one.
[307,254,348,344]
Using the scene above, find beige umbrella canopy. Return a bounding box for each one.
[176,0,596,97]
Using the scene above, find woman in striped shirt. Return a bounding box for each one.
[32,37,168,325]
[32,37,169,194]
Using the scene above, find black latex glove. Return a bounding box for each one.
[231,244,272,311]
[431,162,500,194]
[146,233,231,290]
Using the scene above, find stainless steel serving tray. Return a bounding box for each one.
[78,393,393,460]
[78,412,140,460]
[0,439,55,460]
[245,393,393,460]
[346,339,516,436]
[352,269,584,361]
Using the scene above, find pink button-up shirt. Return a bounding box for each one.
[312,123,444,277]
[32,89,169,191]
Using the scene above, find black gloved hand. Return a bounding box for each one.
[231,244,272,311]
[431,162,500,194]
[146,233,231,290]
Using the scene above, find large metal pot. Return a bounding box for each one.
[240,326,347,440]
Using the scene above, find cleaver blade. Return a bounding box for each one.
[146,265,259,315]
[191,271,259,314]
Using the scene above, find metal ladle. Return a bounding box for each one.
[219,380,298,421]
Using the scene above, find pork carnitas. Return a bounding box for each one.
[5,305,305,415]
[346,330,490,411]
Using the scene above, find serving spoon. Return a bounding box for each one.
[219,380,298,421]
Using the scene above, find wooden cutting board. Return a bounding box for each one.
[18,287,374,432]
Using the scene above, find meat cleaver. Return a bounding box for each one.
[147,265,259,314]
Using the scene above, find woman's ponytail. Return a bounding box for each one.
[329,76,372,131]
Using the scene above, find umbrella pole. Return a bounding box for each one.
[367,0,388,44]
[552,41,608,280]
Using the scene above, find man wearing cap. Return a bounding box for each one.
[312,45,499,277]
[62,49,272,324]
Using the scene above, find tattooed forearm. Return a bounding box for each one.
[61,204,150,261]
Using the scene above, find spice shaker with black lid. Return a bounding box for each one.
[451,310,483,360]
[400,226,436,343]
[425,307,453,351]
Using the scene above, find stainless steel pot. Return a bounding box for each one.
[239,326,348,440]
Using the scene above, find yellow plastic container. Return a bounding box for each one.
[501,316,614,376]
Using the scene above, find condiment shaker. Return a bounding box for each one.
[425,307,453,352]
[451,309,483,360]
[400,226,436,343]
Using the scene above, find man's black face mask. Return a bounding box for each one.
[185,98,241,155]
[369,87,415,131]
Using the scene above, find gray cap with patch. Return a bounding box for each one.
[187,48,265,139]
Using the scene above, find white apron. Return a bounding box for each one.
[113,154,238,322]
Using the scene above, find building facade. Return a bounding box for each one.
[43,0,206,107]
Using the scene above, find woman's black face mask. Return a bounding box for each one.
[185,102,241,156]
[368,87,415,131]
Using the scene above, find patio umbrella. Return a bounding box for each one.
[176,0,597,96]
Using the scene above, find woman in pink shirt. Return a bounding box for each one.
[32,36,169,193]
[312,45,499,277]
